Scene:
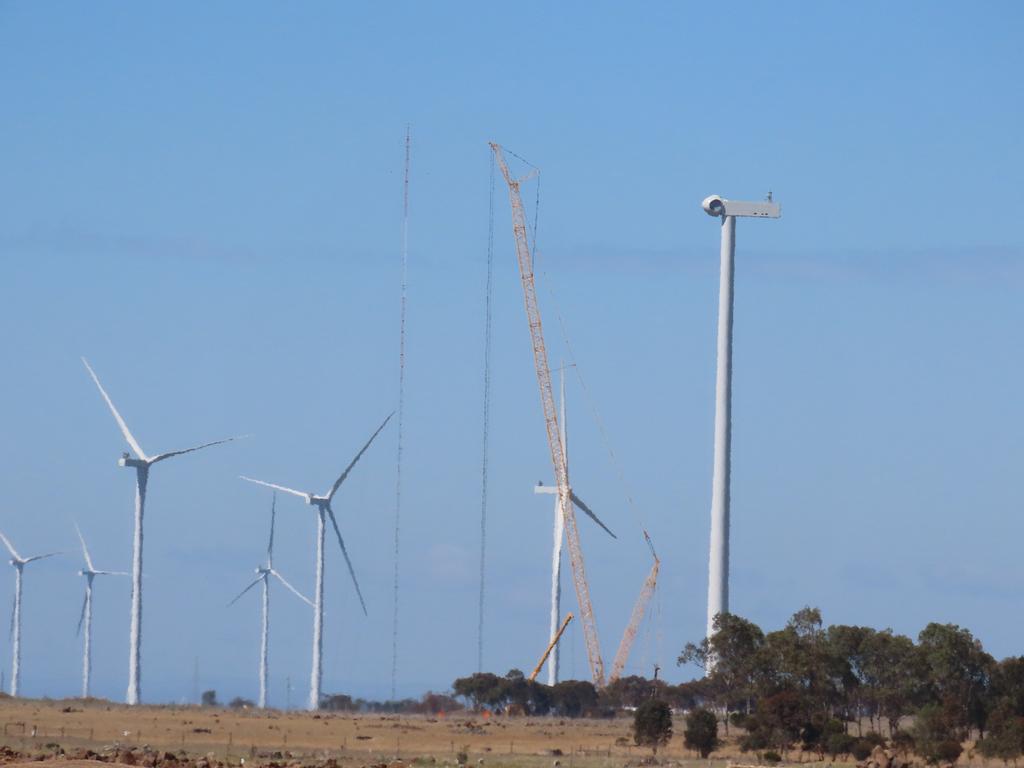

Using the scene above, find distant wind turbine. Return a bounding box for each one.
[228,492,313,709]
[0,530,59,697]
[242,412,393,711]
[82,357,240,705]
[74,523,127,699]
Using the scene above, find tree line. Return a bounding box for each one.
[449,608,1024,765]
[676,608,1024,763]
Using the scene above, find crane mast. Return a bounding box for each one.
[490,142,606,687]
[609,531,660,683]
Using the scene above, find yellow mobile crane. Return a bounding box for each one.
[491,143,606,687]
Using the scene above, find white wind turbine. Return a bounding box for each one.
[82,357,240,705]
[241,412,393,711]
[0,530,59,697]
[228,492,313,709]
[74,523,127,699]
[533,367,615,685]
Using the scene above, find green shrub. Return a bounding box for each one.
[684,708,719,758]
[863,731,887,748]
[826,733,856,759]
[763,751,782,763]
[730,711,750,730]
[633,699,673,755]
[851,739,875,761]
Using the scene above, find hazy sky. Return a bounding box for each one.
[1,2,1022,705]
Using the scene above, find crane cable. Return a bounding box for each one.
[477,150,496,672]
[391,126,410,700]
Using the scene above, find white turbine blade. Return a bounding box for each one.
[76,592,87,637]
[227,576,263,607]
[240,477,310,502]
[74,523,95,573]
[95,570,129,576]
[324,412,394,501]
[0,530,21,562]
[149,435,242,464]
[326,506,367,616]
[81,357,148,460]
[24,552,61,563]
[269,569,313,607]
[267,493,276,569]
[570,492,617,540]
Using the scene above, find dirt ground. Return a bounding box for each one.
[0,697,756,768]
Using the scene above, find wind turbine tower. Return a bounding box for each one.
[75,523,128,699]
[82,358,239,704]
[701,194,781,641]
[242,412,392,710]
[0,531,59,697]
[228,492,313,709]
[534,367,616,685]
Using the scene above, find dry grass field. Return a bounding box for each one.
[0,697,759,768]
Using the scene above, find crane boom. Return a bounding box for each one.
[529,612,573,682]
[608,531,660,683]
[490,142,606,687]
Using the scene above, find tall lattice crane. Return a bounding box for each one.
[609,530,660,682]
[490,143,606,687]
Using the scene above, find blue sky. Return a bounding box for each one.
[0,2,1022,704]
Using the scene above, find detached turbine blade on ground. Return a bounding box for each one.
[324,412,394,501]
[270,569,314,607]
[240,477,311,502]
[150,436,242,464]
[326,508,367,616]
[81,358,147,460]
[571,492,617,540]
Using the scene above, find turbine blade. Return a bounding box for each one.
[149,436,241,464]
[81,357,148,460]
[326,507,367,616]
[570,492,617,540]
[267,493,276,569]
[74,523,95,573]
[227,576,263,607]
[0,530,21,562]
[325,412,394,501]
[95,570,129,576]
[269,569,313,607]
[24,552,61,563]
[240,477,310,502]
[76,592,87,637]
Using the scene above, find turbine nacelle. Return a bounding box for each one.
[118,455,147,469]
[702,194,781,219]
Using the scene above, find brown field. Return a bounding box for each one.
[0,697,772,768]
